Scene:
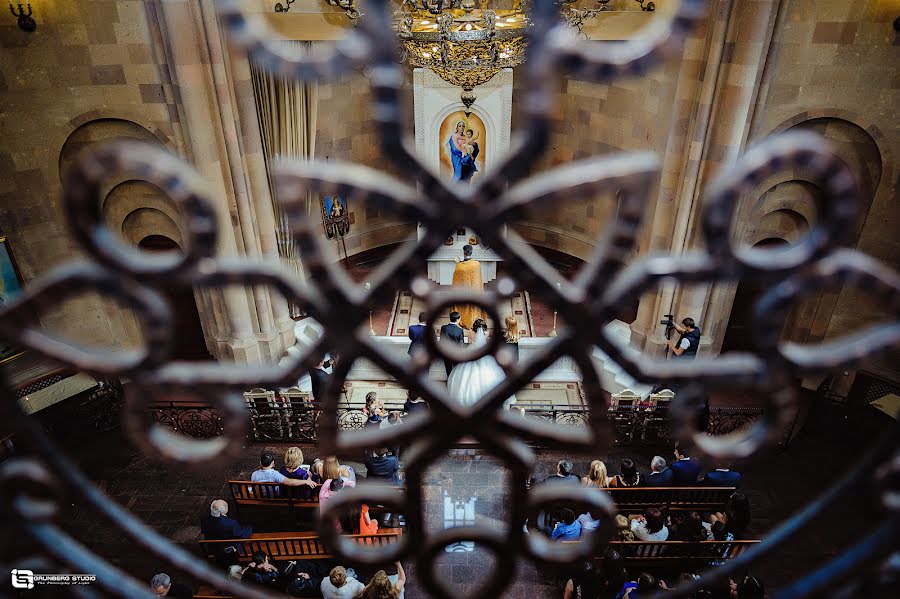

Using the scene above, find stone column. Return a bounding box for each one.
[632,0,784,357]
[152,0,264,363]
[211,2,297,353]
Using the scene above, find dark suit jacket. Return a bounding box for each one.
[670,458,703,485]
[364,454,401,486]
[540,473,582,487]
[408,323,429,355]
[200,515,253,540]
[704,469,741,487]
[439,323,465,345]
[309,367,331,401]
[642,468,674,487]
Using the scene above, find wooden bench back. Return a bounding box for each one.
[199,530,403,563]
[607,486,735,511]
[560,539,760,563]
[228,480,321,508]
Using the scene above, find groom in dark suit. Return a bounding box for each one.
[439,311,465,376]
[407,312,430,356]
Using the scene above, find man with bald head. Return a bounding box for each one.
[200,499,253,542]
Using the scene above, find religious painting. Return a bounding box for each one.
[439,111,486,184]
[320,195,350,239]
[0,236,25,363]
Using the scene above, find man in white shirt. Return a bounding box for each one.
[321,566,365,599]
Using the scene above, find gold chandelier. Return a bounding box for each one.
[312,0,634,107]
[397,1,530,108]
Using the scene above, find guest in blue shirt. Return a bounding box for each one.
[704,467,742,487]
[551,509,582,541]
[670,445,702,485]
[616,572,656,599]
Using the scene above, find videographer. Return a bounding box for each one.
[665,317,700,359]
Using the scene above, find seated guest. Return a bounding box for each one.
[711,491,751,538]
[597,548,629,598]
[614,514,635,541]
[252,451,316,489]
[670,445,702,485]
[582,459,610,488]
[319,476,349,512]
[365,447,401,486]
[704,465,742,487]
[707,520,735,567]
[563,561,603,599]
[363,392,386,428]
[541,458,581,486]
[669,511,711,542]
[734,575,765,599]
[608,459,641,488]
[577,508,603,533]
[359,504,380,535]
[630,507,668,541]
[280,447,314,481]
[551,508,582,541]
[361,563,406,599]
[200,499,252,540]
[403,392,428,415]
[150,573,192,598]
[616,572,656,599]
[642,455,674,487]
[379,411,403,430]
[312,456,357,485]
[242,551,281,588]
[321,565,365,599]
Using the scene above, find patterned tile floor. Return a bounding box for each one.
[48,398,895,597]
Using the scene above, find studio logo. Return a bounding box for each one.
[11,569,34,589]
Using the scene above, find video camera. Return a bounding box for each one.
[660,314,676,339]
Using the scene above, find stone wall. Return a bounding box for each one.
[0,0,181,355]
[314,70,418,260]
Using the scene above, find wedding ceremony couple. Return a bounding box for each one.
[408,243,518,410]
[442,316,517,410]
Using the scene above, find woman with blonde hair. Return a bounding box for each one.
[502,315,520,362]
[582,460,609,488]
[361,563,406,599]
[312,456,357,485]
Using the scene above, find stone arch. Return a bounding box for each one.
[103,180,184,249]
[54,114,174,185]
[719,114,886,355]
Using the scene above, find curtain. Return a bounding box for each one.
[251,42,318,315]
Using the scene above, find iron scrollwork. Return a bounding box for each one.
[0,0,898,598]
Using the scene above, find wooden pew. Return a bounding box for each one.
[199,529,403,563]
[562,539,760,565]
[606,486,736,512]
[228,480,321,523]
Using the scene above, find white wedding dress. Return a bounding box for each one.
[447,329,517,409]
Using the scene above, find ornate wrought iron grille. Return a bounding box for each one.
[1,0,898,597]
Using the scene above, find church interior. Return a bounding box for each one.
[0,1,898,598]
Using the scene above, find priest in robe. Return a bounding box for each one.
[451,244,485,329]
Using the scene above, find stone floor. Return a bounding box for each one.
[47,396,896,597]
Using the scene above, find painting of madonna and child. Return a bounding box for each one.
[440,111,486,184]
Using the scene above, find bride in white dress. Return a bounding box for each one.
[447,319,517,409]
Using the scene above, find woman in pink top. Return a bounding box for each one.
[319,475,357,513]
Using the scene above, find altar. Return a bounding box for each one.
[420,226,501,286]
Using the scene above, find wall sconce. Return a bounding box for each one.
[9,2,35,32]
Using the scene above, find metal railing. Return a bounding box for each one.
[0,1,897,598]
